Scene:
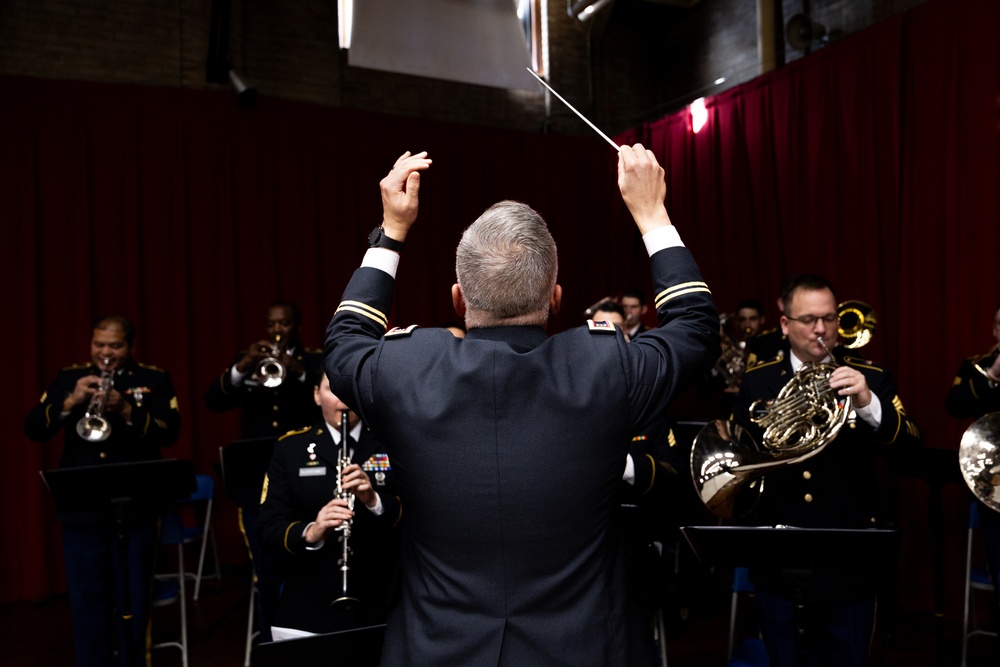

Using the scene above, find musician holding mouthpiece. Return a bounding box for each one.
[733,274,922,667]
[945,304,1000,612]
[24,315,181,667]
[257,373,401,637]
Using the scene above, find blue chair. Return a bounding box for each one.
[962,501,997,667]
[728,567,769,667]
[186,474,221,600]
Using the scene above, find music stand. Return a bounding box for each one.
[41,459,196,667]
[682,525,900,666]
[219,436,276,508]
[251,623,385,666]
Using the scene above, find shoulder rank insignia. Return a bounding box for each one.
[587,319,617,334]
[385,324,419,338]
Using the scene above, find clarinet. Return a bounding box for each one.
[331,411,360,607]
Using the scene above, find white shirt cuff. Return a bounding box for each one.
[362,248,401,278]
[302,522,325,550]
[230,365,247,386]
[642,226,683,256]
[365,493,385,516]
[855,393,882,428]
[622,454,636,486]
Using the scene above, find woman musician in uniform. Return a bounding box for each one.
[257,373,402,637]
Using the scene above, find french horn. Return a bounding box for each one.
[691,338,852,518]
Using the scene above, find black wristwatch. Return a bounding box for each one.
[368,225,405,252]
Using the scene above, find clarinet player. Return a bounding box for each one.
[257,373,402,636]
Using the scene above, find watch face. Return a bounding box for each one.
[368,226,382,246]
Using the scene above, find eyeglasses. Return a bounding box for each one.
[786,313,838,326]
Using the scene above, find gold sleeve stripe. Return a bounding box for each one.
[667,429,677,448]
[336,300,388,327]
[952,377,961,387]
[40,391,48,402]
[657,286,713,306]
[283,521,303,554]
[154,418,167,429]
[643,453,657,494]
[170,396,179,410]
[389,500,403,529]
[892,396,906,414]
[655,281,710,307]
[260,474,269,504]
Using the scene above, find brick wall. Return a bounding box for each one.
[0,0,928,136]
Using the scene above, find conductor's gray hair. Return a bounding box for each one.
[456,201,558,328]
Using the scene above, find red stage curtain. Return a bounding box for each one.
[617,0,1000,615]
[3,0,998,618]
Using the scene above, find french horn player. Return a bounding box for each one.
[947,304,1000,612]
[724,274,922,667]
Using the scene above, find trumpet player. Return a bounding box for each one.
[24,315,181,667]
[204,301,321,439]
[945,304,1000,612]
[733,275,921,667]
[258,373,401,636]
[204,300,323,641]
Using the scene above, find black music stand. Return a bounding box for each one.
[219,437,276,508]
[251,623,385,667]
[41,459,196,667]
[682,525,900,666]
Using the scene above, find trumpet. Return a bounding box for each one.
[331,411,359,608]
[76,356,114,442]
[256,334,287,388]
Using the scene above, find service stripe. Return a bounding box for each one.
[656,284,712,307]
[336,301,388,328]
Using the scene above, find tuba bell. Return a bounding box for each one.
[691,338,852,518]
[959,411,1000,513]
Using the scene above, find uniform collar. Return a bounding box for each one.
[465,326,548,352]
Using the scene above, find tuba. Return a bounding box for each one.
[331,411,360,608]
[691,337,852,518]
[256,334,287,388]
[76,357,114,442]
[959,411,1000,513]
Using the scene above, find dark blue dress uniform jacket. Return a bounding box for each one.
[204,347,323,439]
[25,359,181,473]
[258,422,402,634]
[733,348,922,601]
[324,245,719,666]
